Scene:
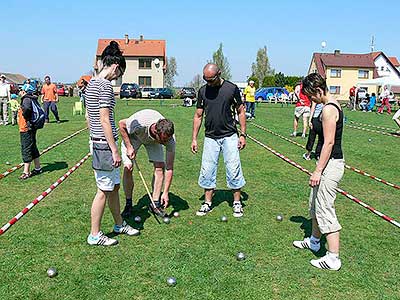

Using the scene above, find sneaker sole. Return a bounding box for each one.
[233,213,243,218]
[114,230,140,236]
[196,210,212,216]
[87,240,119,246]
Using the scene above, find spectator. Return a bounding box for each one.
[367,92,376,112]
[377,85,392,114]
[359,93,369,111]
[0,74,11,125]
[303,102,323,160]
[349,86,356,110]
[291,83,311,138]
[41,75,61,123]
[9,94,20,126]
[243,80,256,119]
[17,90,43,180]
[22,79,33,93]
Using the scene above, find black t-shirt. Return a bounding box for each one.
[196,80,243,139]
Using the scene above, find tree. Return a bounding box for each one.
[251,46,274,85]
[211,43,231,80]
[262,76,275,87]
[164,57,178,88]
[274,72,286,87]
[247,76,259,89]
[189,74,204,92]
[285,76,303,89]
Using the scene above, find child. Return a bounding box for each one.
[18,90,42,180]
[367,93,376,112]
[9,94,19,125]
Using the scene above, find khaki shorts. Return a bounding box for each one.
[309,158,344,234]
[121,139,164,166]
[295,106,311,118]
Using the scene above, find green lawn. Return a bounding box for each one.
[0,97,399,300]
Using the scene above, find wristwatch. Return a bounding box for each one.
[240,133,247,138]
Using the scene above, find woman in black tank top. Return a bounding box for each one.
[292,73,345,271]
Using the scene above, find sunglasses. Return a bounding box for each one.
[203,74,219,83]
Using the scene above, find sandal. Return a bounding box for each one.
[19,173,30,180]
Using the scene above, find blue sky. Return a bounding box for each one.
[1,0,398,85]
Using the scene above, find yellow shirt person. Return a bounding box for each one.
[244,82,256,103]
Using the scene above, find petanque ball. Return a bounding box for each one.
[276,214,283,222]
[220,215,228,222]
[163,217,171,224]
[134,216,142,223]
[166,277,177,286]
[236,252,246,261]
[47,267,58,278]
[173,211,180,218]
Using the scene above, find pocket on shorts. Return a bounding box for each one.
[92,142,114,171]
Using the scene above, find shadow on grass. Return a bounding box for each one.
[290,215,327,257]
[198,189,249,209]
[48,119,69,124]
[42,161,68,173]
[110,193,189,234]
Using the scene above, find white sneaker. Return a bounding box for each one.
[310,254,341,271]
[232,202,243,218]
[293,237,320,252]
[87,231,118,246]
[113,221,140,236]
[302,153,311,161]
[196,202,212,216]
[290,132,297,137]
[301,133,306,138]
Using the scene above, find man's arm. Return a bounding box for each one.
[237,104,246,150]
[118,118,136,160]
[54,85,59,102]
[99,108,120,167]
[41,87,44,103]
[309,105,338,187]
[309,102,316,128]
[191,108,203,153]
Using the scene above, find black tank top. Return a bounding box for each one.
[315,102,344,159]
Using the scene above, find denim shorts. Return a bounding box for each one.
[198,134,245,190]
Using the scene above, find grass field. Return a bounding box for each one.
[0,97,399,300]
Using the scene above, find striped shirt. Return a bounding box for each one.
[85,78,118,140]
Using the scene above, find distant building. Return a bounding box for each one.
[0,72,27,85]
[308,50,400,100]
[95,34,166,90]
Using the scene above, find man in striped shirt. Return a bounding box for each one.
[119,109,176,217]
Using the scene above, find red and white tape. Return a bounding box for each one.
[0,127,87,180]
[251,123,400,190]
[247,133,400,229]
[349,120,397,132]
[0,153,91,235]
[346,123,400,138]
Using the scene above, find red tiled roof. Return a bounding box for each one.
[389,56,400,67]
[312,52,376,78]
[96,39,166,58]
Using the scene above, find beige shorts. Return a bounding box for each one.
[295,106,311,118]
[309,158,345,234]
[121,139,164,166]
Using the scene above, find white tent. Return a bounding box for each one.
[357,76,400,88]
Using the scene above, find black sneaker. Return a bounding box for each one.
[30,168,43,176]
[196,202,212,216]
[149,201,167,218]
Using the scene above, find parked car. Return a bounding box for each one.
[255,87,289,102]
[120,83,141,99]
[140,87,155,98]
[179,87,196,99]
[57,84,66,96]
[154,88,174,99]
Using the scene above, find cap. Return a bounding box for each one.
[249,80,255,84]
[0,74,6,79]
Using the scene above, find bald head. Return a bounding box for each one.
[203,63,222,86]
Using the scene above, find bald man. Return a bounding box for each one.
[191,63,247,218]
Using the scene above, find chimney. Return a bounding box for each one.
[124,34,129,45]
[334,49,340,56]
[140,35,144,41]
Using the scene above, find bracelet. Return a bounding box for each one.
[240,133,247,138]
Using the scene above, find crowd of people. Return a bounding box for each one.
[1,41,399,272]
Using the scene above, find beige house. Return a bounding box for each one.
[95,34,166,91]
[308,50,400,101]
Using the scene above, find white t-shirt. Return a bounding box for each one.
[125,109,176,152]
[0,82,10,97]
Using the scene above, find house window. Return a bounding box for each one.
[330,69,341,78]
[329,86,341,94]
[139,59,152,69]
[139,76,152,87]
[358,70,369,79]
